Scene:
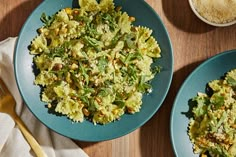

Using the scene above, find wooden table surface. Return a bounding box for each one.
[1,0,235,157]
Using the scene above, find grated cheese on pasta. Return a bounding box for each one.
[29,0,161,125]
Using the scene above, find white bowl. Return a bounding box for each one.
[188,0,236,27]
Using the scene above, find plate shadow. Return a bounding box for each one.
[139,60,203,157]
[161,0,214,33]
[0,0,42,41]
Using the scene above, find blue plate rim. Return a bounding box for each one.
[170,49,236,156]
[14,0,173,141]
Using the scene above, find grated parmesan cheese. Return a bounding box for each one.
[192,0,236,24]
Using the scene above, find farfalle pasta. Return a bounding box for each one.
[29,0,161,124]
[188,69,236,156]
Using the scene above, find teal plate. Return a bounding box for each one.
[14,0,173,141]
[171,50,236,156]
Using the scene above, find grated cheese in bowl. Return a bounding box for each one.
[189,0,236,26]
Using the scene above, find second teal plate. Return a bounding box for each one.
[171,50,236,156]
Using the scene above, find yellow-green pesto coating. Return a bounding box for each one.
[189,69,236,156]
[29,0,161,124]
